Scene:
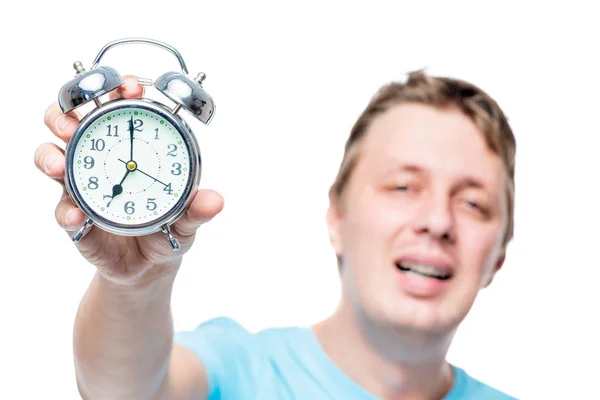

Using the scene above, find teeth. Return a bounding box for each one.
[399,262,450,279]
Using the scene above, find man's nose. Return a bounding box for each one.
[412,192,455,243]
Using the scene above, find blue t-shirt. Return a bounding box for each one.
[174,317,517,399]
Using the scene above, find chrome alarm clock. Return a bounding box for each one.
[58,38,215,251]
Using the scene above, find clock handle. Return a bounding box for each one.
[90,37,190,75]
[82,37,216,125]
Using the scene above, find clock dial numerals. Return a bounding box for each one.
[124,201,135,215]
[106,125,119,137]
[88,177,99,190]
[103,194,115,207]
[90,138,105,151]
[72,108,191,225]
[84,156,95,169]
[146,198,157,211]
[171,163,182,176]
[134,119,144,131]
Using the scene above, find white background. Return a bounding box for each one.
[1,1,599,399]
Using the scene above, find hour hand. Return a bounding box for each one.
[103,170,130,207]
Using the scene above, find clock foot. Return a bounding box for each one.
[161,225,180,251]
[72,218,94,243]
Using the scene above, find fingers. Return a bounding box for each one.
[55,190,86,231]
[173,189,224,237]
[35,143,84,231]
[109,75,144,100]
[34,142,66,181]
[44,102,80,142]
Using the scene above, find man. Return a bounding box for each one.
[35,69,517,399]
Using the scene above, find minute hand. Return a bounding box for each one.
[129,116,134,160]
[117,158,168,187]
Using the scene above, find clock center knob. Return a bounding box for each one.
[126,161,138,171]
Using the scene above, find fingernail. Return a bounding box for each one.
[44,155,56,172]
[56,114,70,132]
[65,209,76,228]
[44,105,53,123]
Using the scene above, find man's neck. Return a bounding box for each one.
[312,301,456,400]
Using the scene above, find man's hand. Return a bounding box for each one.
[35,75,224,284]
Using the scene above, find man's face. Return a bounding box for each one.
[328,103,508,334]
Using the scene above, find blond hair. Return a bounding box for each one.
[330,70,516,246]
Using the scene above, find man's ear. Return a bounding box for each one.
[326,194,344,257]
[482,250,506,288]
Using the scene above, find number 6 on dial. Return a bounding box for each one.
[58,38,216,251]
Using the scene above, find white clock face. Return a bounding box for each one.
[71,107,192,226]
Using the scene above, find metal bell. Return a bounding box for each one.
[155,71,216,125]
[58,63,123,113]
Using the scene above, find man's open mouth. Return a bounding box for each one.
[396,261,453,281]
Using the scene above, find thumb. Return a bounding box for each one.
[171,189,224,237]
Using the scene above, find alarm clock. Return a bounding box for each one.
[57,38,215,251]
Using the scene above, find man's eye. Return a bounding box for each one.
[465,200,489,215]
[395,186,410,191]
